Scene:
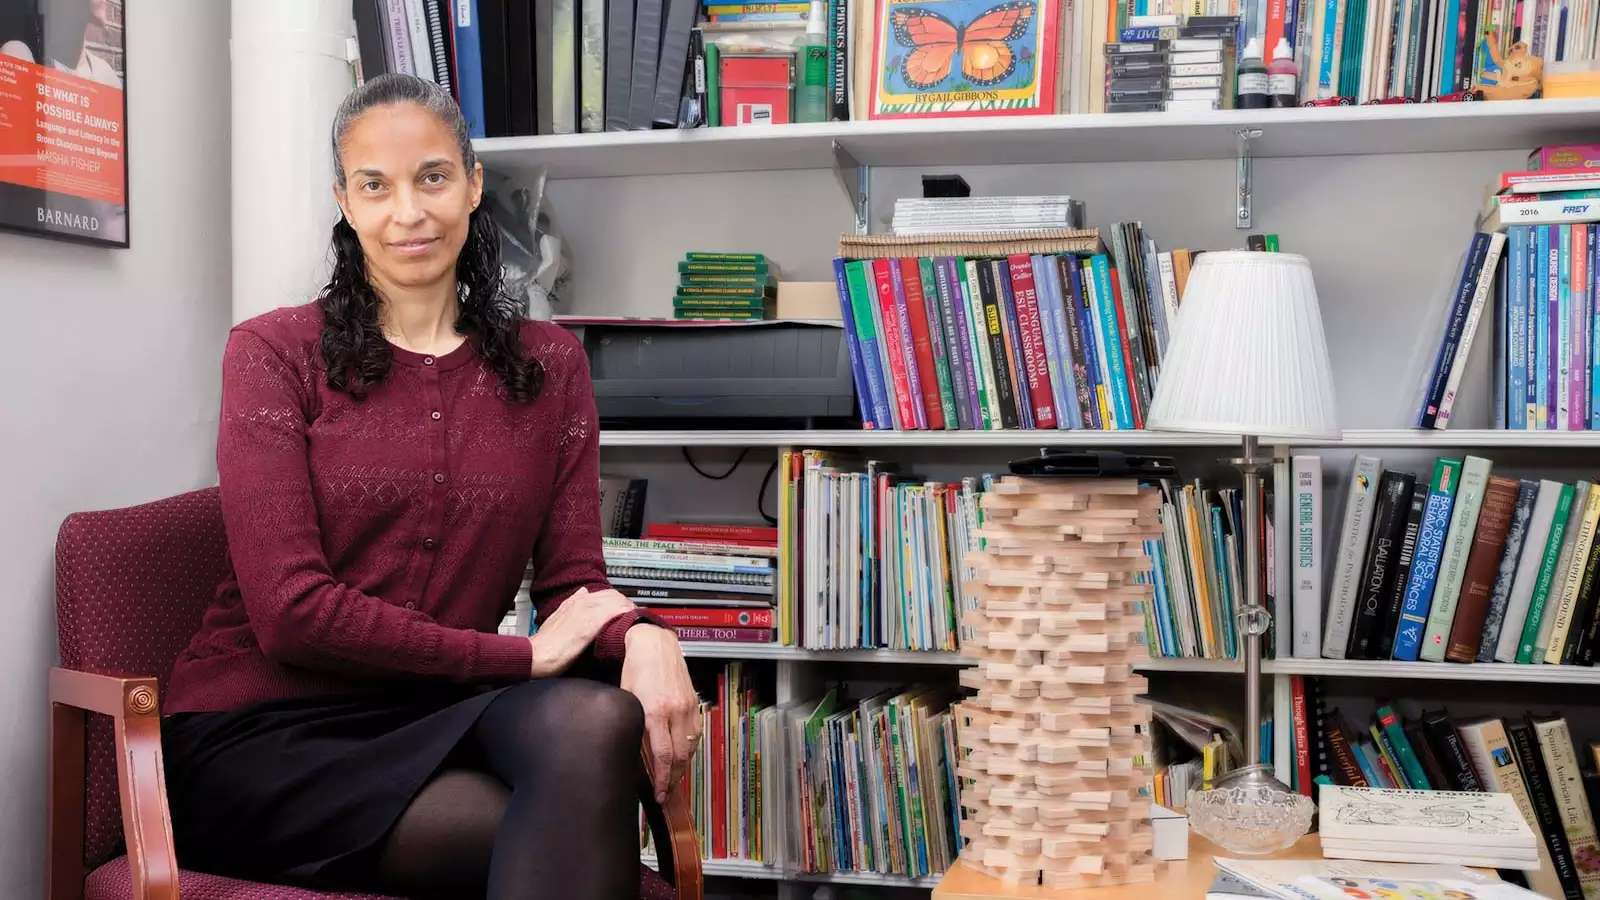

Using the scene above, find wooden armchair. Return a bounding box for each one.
[48,487,701,900]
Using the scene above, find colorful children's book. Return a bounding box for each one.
[869,0,1061,118]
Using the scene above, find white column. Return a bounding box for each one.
[230,0,354,323]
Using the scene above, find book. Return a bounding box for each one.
[1293,455,1325,658]
[1393,457,1462,661]
[868,0,1061,119]
[1419,709,1480,792]
[1480,480,1540,662]
[1323,455,1383,659]
[1317,785,1539,867]
[672,625,776,642]
[1532,716,1600,896]
[1421,455,1493,661]
[1416,234,1492,428]
[1534,481,1590,658]
[649,606,777,627]
[1376,704,1433,790]
[1495,480,1568,662]
[1377,489,1428,661]
[1458,716,1571,899]
[1348,470,1416,659]
[1507,718,1587,899]
[1544,483,1600,662]
[1446,476,1521,662]
[1516,482,1577,663]
[1435,234,1508,428]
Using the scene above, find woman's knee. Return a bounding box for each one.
[488,679,645,762]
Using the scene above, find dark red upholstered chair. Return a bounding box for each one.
[49,487,701,900]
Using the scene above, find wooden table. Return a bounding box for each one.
[932,834,1326,899]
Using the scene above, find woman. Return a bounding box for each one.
[159,73,699,900]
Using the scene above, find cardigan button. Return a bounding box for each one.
[433,472,445,484]
[423,538,436,550]
[405,601,416,609]
[431,410,441,420]
[422,356,435,366]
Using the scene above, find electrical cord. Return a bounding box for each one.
[680,446,749,479]
[758,460,778,526]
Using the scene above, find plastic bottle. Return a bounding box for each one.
[1235,37,1270,110]
[794,0,829,123]
[1268,37,1299,108]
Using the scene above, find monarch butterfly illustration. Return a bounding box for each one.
[888,1,1037,89]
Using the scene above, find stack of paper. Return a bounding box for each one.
[1211,857,1540,900]
[889,196,1086,236]
[1317,785,1540,869]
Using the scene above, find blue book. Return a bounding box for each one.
[832,259,874,427]
[1592,228,1600,429]
[1392,457,1463,661]
[1318,0,1339,94]
[1356,741,1391,788]
[1210,504,1235,656]
[452,0,487,138]
[1438,0,1462,95]
[937,258,983,430]
[1090,255,1135,430]
[1547,225,1562,428]
[1526,230,1539,428]
[1044,256,1085,430]
[1495,242,1508,429]
[1147,538,1176,657]
[1537,226,1551,429]
[841,260,893,429]
[1032,255,1078,430]
[1417,233,1490,427]
[994,261,1033,429]
[1508,227,1530,430]
[1066,257,1104,430]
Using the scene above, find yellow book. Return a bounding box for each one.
[777,449,795,645]
[1201,739,1219,790]
[1545,484,1600,662]
[1183,486,1217,656]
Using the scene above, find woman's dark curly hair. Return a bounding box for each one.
[320,73,542,402]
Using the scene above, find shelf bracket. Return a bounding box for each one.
[832,140,870,235]
[1235,128,1262,231]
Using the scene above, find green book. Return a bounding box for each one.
[675,285,774,300]
[673,296,772,308]
[1375,704,1431,789]
[1420,455,1493,661]
[1518,482,1577,663]
[681,272,771,287]
[678,260,768,275]
[1369,723,1409,788]
[674,307,772,320]
[704,40,720,126]
[686,251,767,264]
[916,257,959,430]
[1265,234,1280,252]
[960,259,996,429]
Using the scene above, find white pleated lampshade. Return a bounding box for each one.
[1147,251,1340,439]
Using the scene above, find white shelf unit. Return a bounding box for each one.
[523,99,1600,896]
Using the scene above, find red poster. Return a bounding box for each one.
[0,0,127,245]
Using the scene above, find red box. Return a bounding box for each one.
[719,54,792,126]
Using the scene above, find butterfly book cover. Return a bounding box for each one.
[870,0,1061,118]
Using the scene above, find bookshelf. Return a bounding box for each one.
[494,94,1600,895]
[474,99,1600,180]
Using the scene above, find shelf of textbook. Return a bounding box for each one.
[474,99,1600,180]
[678,642,1244,671]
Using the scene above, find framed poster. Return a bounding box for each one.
[0,0,128,246]
[869,0,1058,120]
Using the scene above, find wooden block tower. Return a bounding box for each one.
[949,476,1162,893]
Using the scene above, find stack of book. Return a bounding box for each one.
[1104,16,1237,113]
[598,474,648,538]
[689,661,778,862]
[791,686,963,879]
[606,527,778,643]
[1143,478,1266,661]
[1295,453,1600,666]
[774,450,983,650]
[889,196,1086,237]
[675,252,776,320]
[832,224,1201,431]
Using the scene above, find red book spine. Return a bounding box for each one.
[872,259,919,429]
[1006,254,1058,429]
[644,523,779,544]
[671,626,775,642]
[1291,675,1312,797]
[1265,0,1287,62]
[1107,268,1144,429]
[653,608,776,628]
[898,257,947,430]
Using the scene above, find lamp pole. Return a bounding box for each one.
[1233,434,1274,768]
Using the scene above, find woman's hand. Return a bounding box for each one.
[527,587,639,678]
[620,625,700,804]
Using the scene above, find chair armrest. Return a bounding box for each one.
[639,746,703,900]
[48,667,178,900]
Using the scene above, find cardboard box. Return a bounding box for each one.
[1150,802,1189,861]
[776,281,841,320]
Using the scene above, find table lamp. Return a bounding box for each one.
[1145,251,1338,854]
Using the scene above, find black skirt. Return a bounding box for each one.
[161,683,513,888]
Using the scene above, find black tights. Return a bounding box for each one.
[370,679,645,899]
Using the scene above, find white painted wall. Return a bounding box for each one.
[0,1,232,893]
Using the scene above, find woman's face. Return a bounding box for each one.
[333,102,483,297]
